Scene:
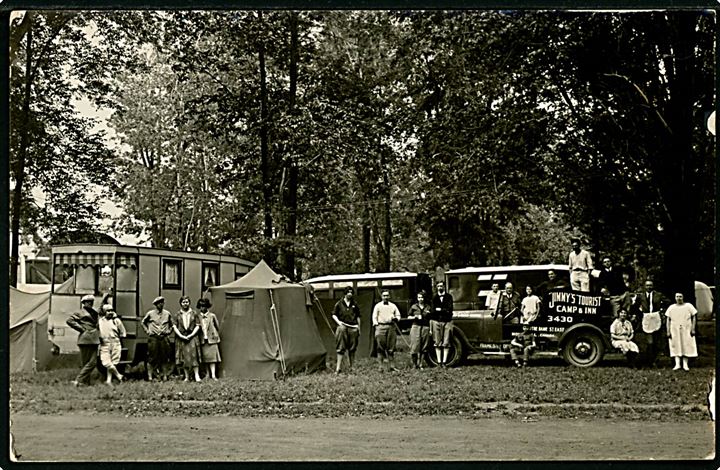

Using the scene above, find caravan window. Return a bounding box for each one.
[163,259,182,289]
[115,255,138,292]
[53,252,115,295]
[202,262,219,291]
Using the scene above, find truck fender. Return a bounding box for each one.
[559,323,611,350]
[451,326,473,356]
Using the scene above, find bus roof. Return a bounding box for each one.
[305,272,417,283]
[446,264,569,274]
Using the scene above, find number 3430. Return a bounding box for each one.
[547,315,573,323]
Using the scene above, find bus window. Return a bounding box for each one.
[202,262,219,290]
[357,280,378,288]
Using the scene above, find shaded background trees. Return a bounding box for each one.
[10,10,715,297]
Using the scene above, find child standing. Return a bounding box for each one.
[197,298,222,380]
[98,304,126,385]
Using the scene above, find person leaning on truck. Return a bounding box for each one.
[66,294,101,386]
[141,296,174,381]
[430,281,454,367]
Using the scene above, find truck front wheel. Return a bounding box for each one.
[562,331,605,367]
[425,336,464,368]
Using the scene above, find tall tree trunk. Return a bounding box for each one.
[10,18,32,287]
[362,204,371,272]
[658,12,697,303]
[282,12,299,280]
[258,11,274,264]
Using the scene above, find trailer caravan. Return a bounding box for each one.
[48,244,255,365]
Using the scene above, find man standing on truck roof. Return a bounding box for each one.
[67,294,100,386]
[141,296,174,381]
[568,238,593,292]
[332,286,361,374]
[372,289,402,371]
[430,281,454,367]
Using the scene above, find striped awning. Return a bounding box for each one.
[54,253,137,268]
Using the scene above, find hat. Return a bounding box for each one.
[80,295,95,303]
[102,304,115,312]
[152,296,165,305]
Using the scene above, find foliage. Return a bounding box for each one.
[10,10,715,293]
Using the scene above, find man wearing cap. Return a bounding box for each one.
[66,295,100,386]
[332,286,361,374]
[141,296,174,381]
[430,281,454,367]
[568,238,593,292]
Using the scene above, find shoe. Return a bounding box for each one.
[515,361,522,368]
[212,377,218,381]
[672,365,681,371]
[71,380,80,387]
[683,365,690,371]
[390,366,400,372]
[117,375,125,382]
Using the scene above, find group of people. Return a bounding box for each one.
[66,295,223,386]
[331,280,455,373]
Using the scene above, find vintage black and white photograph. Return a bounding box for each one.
[7,8,716,462]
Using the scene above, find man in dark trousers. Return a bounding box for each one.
[430,281,454,367]
[67,294,100,386]
[633,278,669,367]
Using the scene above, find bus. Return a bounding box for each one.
[48,244,255,366]
[305,272,433,331]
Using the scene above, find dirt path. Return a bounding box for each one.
[11,413,715,461]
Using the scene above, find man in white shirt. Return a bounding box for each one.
[372,289,401,371]
[483,282,501,311]
[568,238,593,292]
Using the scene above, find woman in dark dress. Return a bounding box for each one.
[172,296,202,382]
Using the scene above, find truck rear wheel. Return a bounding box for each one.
[425,336,464,368]
[562,330,605,367]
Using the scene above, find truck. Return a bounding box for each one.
[432,264,615,367]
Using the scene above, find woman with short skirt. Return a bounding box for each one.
[197,298,221,380]
[665,292,698,371]
[172,296,202,382]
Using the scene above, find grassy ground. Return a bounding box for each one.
[10,353,714,421]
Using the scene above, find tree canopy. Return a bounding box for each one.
[9,10,715,297]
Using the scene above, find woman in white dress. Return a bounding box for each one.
[610,310,639,367]
[665,293,698,371]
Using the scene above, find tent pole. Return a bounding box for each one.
[31,320,37,373]
[268,290,287,376]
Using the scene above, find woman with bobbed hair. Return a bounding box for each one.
[197,298,221,380]
[171,296,202,382]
